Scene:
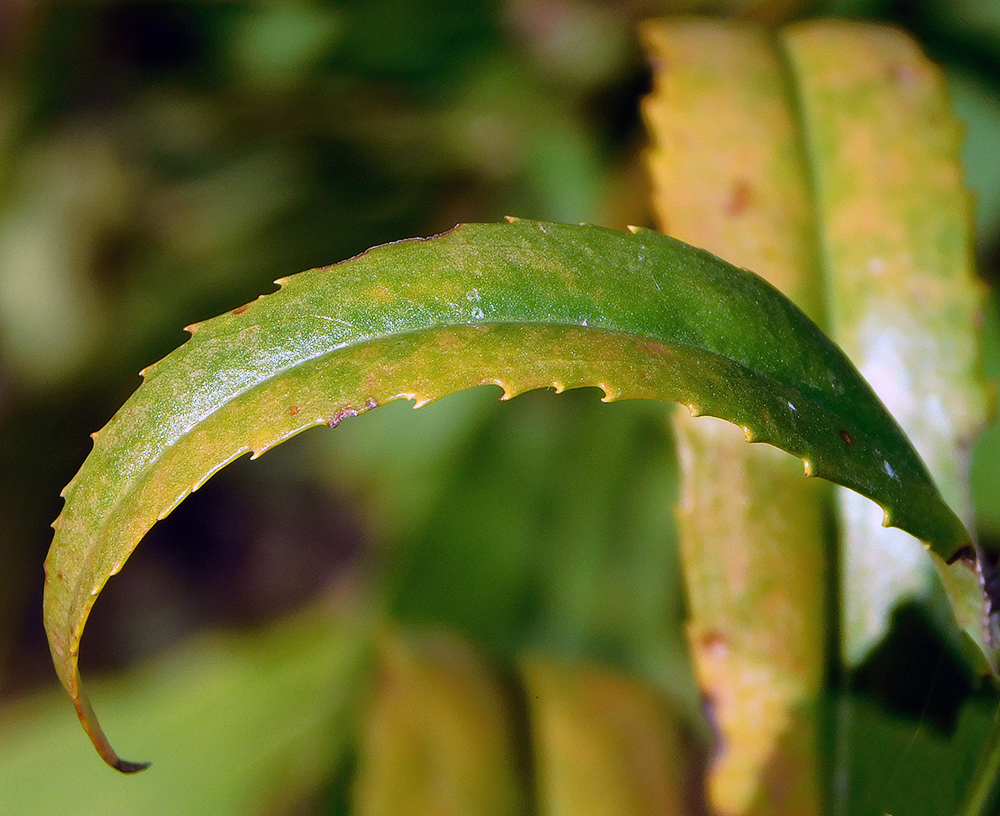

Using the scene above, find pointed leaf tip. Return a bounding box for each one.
[76,691,151,773]
[115,759,151,774]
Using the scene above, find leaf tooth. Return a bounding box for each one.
[687,404,702,417]
[390,390,420,404]
[803,459,815,477]
[880,508,893,528]
[474,377,515,400]
[627,224,656,236]
[599,383,621,402]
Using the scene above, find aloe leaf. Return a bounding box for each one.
[642,20,829,816]
[44,217,969,770]
[781,21,993,670]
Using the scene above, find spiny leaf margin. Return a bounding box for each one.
[43,218,970,770]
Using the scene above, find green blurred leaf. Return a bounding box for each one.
[227,4,345,92]
[44,218,970,769]
[836,691,996,816]
[312,382,696,712]
[0,604,370,815]
[947,67,1000,245]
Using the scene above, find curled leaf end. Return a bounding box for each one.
[114,758,152,774]
[76,688,150,773]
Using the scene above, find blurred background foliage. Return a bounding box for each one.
[0,1,999,814]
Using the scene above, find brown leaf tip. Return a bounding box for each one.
[114,758,151,774]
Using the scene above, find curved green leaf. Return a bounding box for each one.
[43,218,970,771]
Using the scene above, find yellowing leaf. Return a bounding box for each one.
[781,20,992,668]
[643,20,827,815]
[352,630,524,816]
[521,657,699,816]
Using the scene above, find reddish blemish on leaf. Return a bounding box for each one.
[328,407,359,428]
[727,179,753,215]
[232,304,249,316]
[839,429,853,447]
[288,406,300,416]
[701,630,729,658]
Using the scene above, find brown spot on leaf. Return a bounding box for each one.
[288,406,300,416]
[644,339,668,355]
[232,304,249,315]
[701,630,729,658]
[839,429,853,447]
[328,407,358,428]
[726,179,753,215]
